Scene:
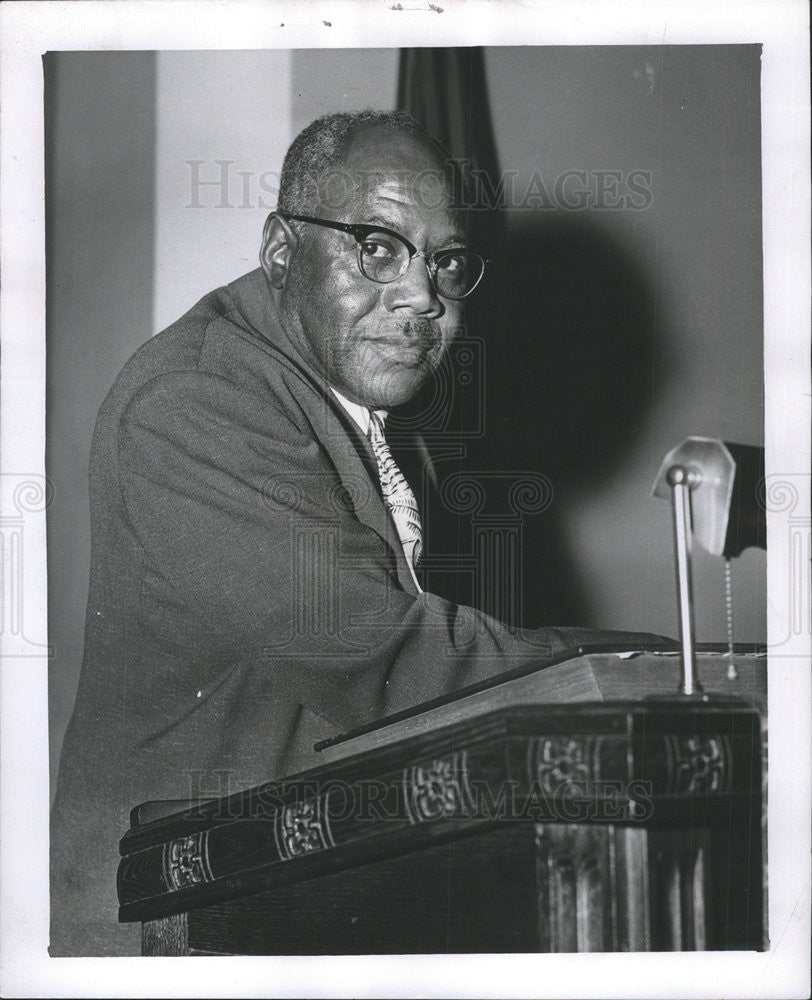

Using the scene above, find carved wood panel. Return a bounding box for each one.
[535,823,713,952]
[536,824,650,951]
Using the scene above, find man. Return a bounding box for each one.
[51,110,657,955]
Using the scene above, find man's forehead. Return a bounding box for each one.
[316,124,459,229]
[355,171,455,216]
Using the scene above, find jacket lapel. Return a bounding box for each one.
[225,270,421,597]
[318,395,421,596]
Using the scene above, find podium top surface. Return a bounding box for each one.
[125,645,766,832]
[314,644,766,762]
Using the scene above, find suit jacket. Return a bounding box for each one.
[50,269,651,955]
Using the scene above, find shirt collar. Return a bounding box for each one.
[329,386,387,436]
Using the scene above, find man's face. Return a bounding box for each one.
[274,126,466,409]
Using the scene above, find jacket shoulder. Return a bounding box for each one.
[96,275,319,433]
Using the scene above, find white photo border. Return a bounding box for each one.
[1,1,809,997]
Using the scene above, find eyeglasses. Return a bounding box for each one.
[284,214,487,300]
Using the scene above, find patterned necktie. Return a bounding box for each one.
[367,410,423,574]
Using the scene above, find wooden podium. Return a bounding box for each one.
[118,646,766,955]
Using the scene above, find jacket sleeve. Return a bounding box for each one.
[117,370,656,730]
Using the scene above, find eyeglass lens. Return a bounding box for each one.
[358,232,483,299]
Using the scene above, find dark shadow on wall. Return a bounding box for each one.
[395,47,674,629]
[481,212,671,481]
[481,212,674,628]
[399,209,674,630]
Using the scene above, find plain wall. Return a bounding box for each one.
[153,50,293,332]
[46,46,765,792]
[45,52,157,790]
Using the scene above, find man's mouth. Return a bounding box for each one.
[364,322,440,365]
[366,338,432,365]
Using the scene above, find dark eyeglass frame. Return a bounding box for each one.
[283,213,487,300]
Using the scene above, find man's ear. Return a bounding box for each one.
[260,213,299,289]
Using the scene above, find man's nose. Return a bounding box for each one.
[382,254,442,317]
